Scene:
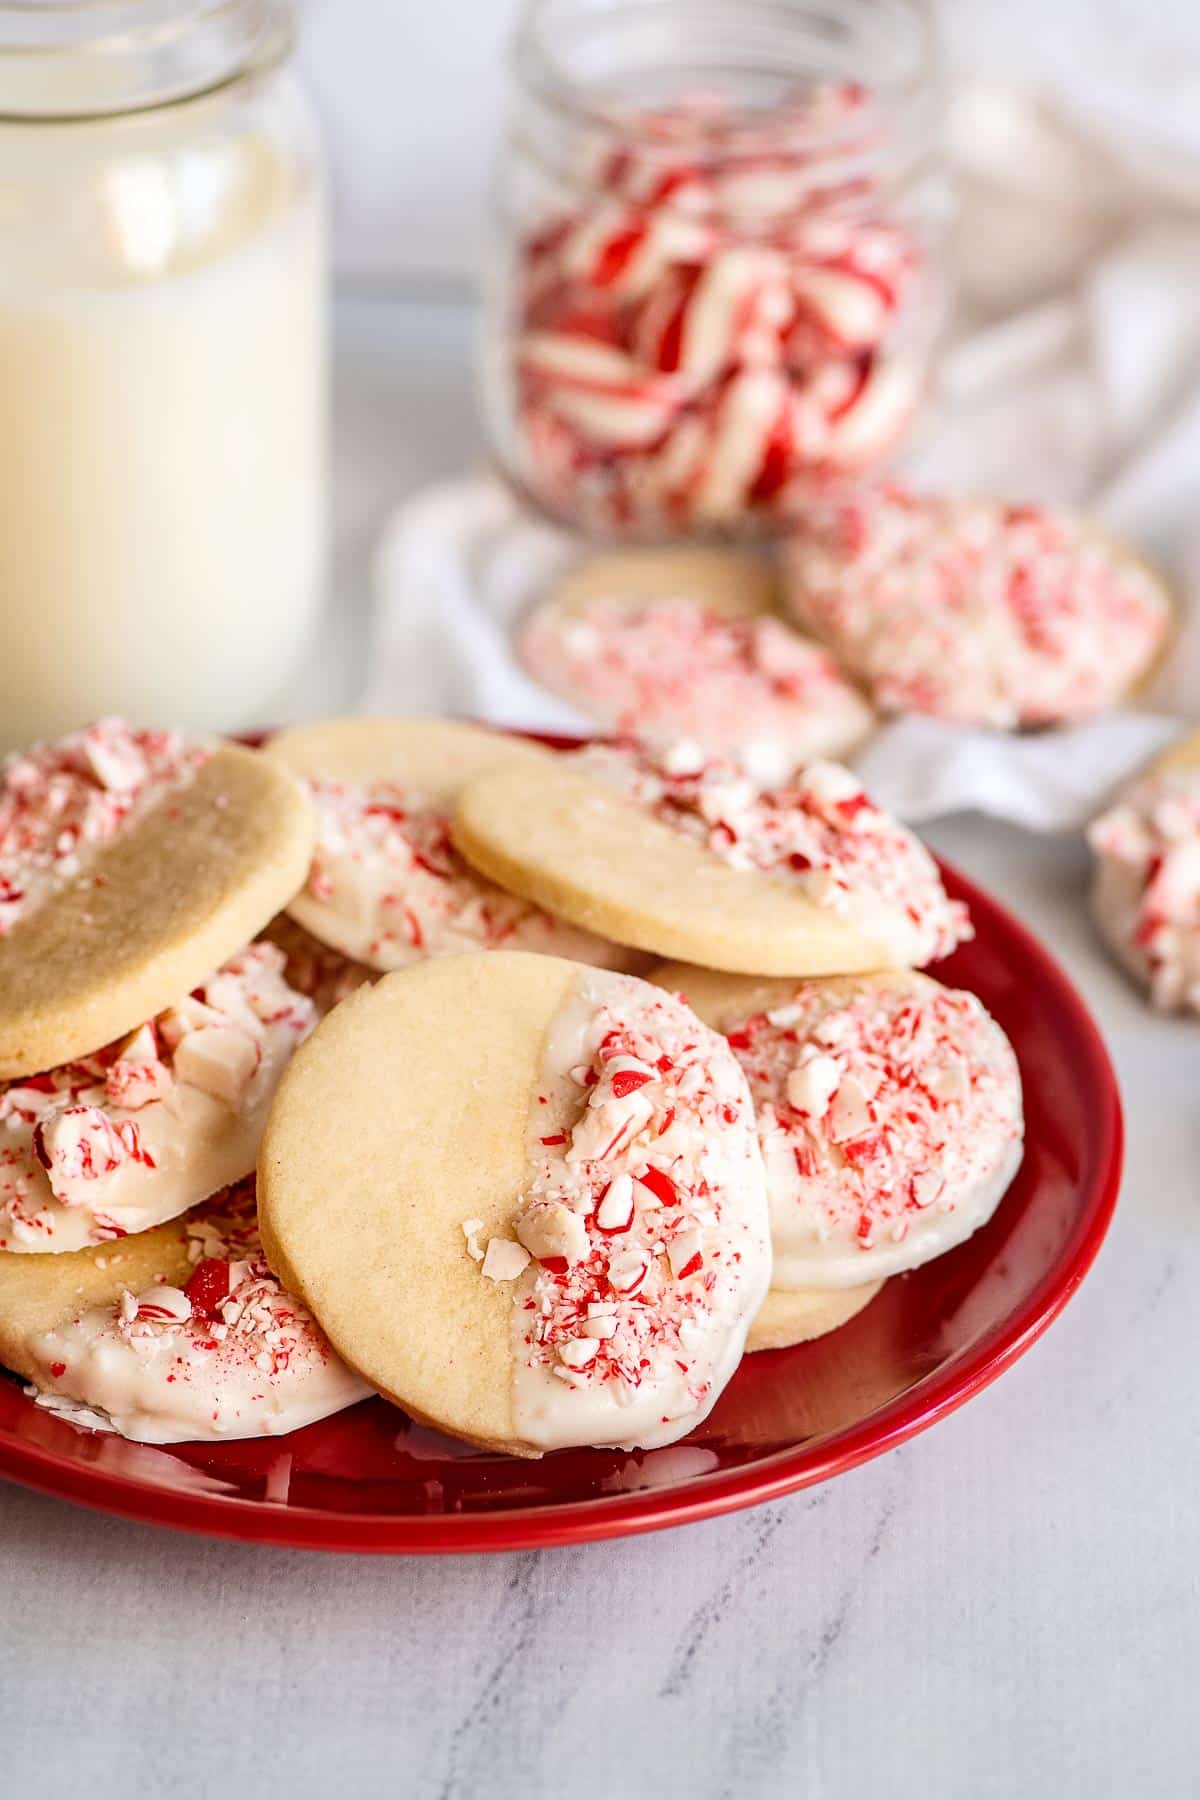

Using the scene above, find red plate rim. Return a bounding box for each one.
[0,855,1122,1553]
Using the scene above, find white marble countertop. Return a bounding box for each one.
[1,295,1196,1800]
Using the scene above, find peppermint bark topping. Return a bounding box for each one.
[1090,765,1200,1014]
[305,778,613,968]
[0,941,314,1251]
[518,596,869,761]
[788,485,1171,727]
[495,987,763,1426]
[725,978,1022,1263]
[0,720,207,934]
[574,739,971,964]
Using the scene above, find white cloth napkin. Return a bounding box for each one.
[366,73,1200,831]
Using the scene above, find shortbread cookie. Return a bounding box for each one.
[542,548,781,621]
[785,486,1172,728]
[0,720,315,1078]
[454,742,970,976]
[263,717,638,973]
[1089,730,1200,1013]
[652,964,1023,1289]
[258,954,771,1457]
[0,941,314,1254]
[0,1178,370,1442]
[745,1283,883,1354]
[518,579,873,769]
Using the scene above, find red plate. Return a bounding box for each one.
[0,862,1120,1552]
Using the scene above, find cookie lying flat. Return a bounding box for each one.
[258,954,771,1457]
[745,1284,883,1354]
[785,485,1172,729]
[0,720,314,1078]
[0,1178,369,1442]
[1088,728,1200,1014]
[0,941,314,1254]
[454,742,970,977]
[519,551,873,767]
[652,964,1024,1299]
[263,717,638,973]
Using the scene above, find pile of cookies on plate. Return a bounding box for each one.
[0,707,1030,1458]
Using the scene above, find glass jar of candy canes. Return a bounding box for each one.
[480,0,949,540]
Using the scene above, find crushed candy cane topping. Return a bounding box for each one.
[477,974,769,1451]
[723,976,1023,1285]
[786,485,1171,728]
[303,778,621,971]
[0,940,314,1253]
[1089,764,1200,1014]
[28,1178,369,1444]
[517,595,871,763]
[573,739,971,965]
[0,719,207,934]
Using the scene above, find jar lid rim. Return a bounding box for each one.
[0,0,291,121]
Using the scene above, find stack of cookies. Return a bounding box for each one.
[0,712,1028,1458]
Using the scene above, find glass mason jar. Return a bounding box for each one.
[0,0,327,746]
[481,0,948,541]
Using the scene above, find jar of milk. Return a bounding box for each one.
[0,1,327,744]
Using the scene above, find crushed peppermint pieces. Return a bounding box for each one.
[1089,764,1200,1014]
[787,485,1171,728]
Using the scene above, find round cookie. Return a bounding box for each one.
[0,721,315,1078]
[0,1179,369,1442]
[258,953,771,1458]
[453,742,970,977]
[650,962,1024,1292]
[1088,727,1200,1014]
[263,717,639,973]
[785,485,1173,729]
[0,940,315,1254]
[518,553,873,769]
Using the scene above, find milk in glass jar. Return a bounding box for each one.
[0,0,327,742]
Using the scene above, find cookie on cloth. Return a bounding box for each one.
[518,547,873,769]
[263,717,640,973]
[0,1178,370,1443]
[258,953,771,1457]
[1088,727,1200,1014]
[785,485,1172,729]
[0,941,316,1254]
[0,720,314,1078]
[453,740,970,977]
[650,964,1023,1345]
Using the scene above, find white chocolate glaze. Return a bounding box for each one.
[1089,764,1200,1014]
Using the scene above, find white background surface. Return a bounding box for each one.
[1,295,1198,1800]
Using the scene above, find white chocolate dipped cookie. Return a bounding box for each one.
[651,965,1023,1334]
[785,486,1172,729]
[0,720,315,1078]
[453,741,971,977]
[264,717,640,974]
[258,954,771,1458]
[0,941,315,1254]
[1088,729,1200,1014]
[518,547,873,768]
[0,1178,370,1443]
